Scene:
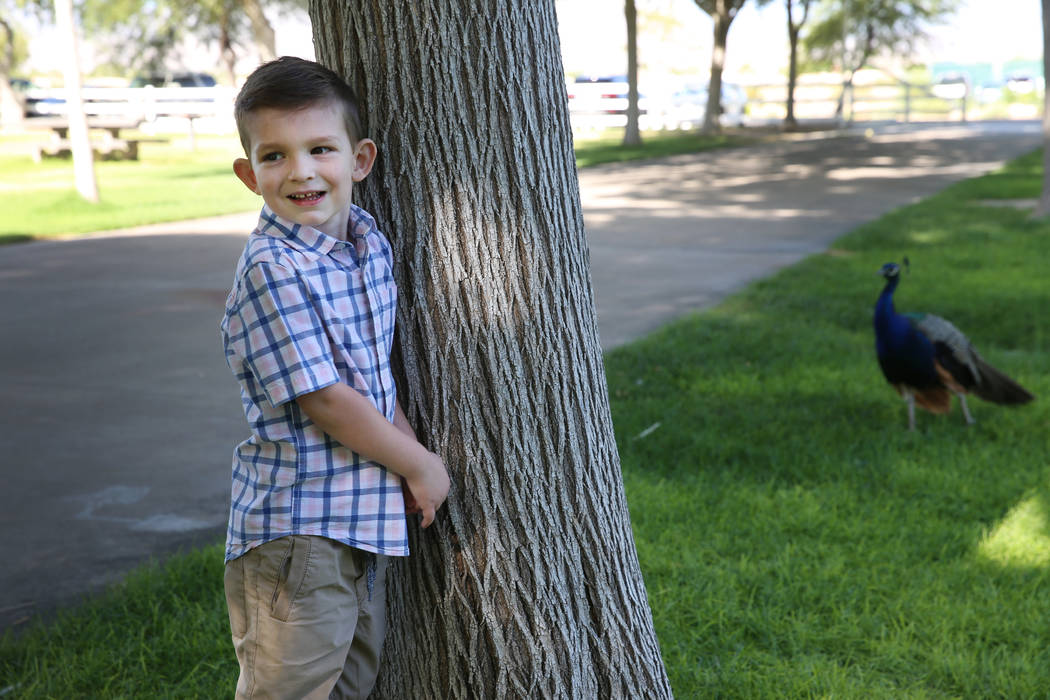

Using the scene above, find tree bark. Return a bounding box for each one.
[1036,0,1050,217]
[309,1,672,698]
[623,0,642,146]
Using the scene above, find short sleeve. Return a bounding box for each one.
[232,261,339,407]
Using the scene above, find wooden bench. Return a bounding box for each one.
[31,134,169,162]
[26,116,168,162]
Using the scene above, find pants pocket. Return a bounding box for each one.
[223,555,247,638]
[270,535,313,622]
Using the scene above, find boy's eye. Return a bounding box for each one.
[311,145,334,155]
[260,152,283,162]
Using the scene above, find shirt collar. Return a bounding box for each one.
[253,204,379,258]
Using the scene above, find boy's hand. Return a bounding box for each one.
[402,452,450,528]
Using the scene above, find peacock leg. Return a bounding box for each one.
[904,391,916,431]
[957,393,975,425]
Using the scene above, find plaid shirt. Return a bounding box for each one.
[220,205,407,562]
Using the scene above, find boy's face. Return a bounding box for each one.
[233,101,376,240]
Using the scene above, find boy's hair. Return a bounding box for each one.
[234,56,365,155]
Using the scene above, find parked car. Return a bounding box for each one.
[8,77,62,117]
[1005,74,1038,95]
[931,73,970,100]
[656,81,748,129]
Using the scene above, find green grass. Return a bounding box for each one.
[2,150,1049,698]
[0,545,235,698]
[0,127,754,244]
[572,128,757,168]
[609,149,1050,697]
[0,133,259,243]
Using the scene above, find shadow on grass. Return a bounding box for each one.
[0,233,35,246]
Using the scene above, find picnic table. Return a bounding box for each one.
[26,116,169,162]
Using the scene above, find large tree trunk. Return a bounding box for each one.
[309,2,672,697]
[624,0,642,146]
[1036,0,1050,217]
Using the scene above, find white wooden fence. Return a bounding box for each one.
[26,86,235,123]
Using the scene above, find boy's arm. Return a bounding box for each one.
[393,400,417,438]
[392,400,423,516]
[296,383,450,528]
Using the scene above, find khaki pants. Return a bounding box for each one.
[224,535,388,700]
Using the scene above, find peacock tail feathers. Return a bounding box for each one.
[970,356,1036,405]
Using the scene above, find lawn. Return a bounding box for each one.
[0,132,260,243]
[0,127,749,244]
[1,147,1048,698]
[609,150,1049,697]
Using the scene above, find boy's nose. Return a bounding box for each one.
[288,154,315,181]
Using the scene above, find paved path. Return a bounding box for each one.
[0,120,1040,631]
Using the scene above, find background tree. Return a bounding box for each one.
[80,0,299,82]
[784,0,813,129]
[1036,0,1050,217]
[692,0,768,134]
[804,0,957,120]
[54,0,97,202]
[0,10,26,125]
[624,0,641,146]
[0,0,46,126]
[309,1,672,697]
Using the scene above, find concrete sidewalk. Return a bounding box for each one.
[0,120,1041,631]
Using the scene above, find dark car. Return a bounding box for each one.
[9,77,64,117]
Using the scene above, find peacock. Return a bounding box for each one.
[873,260,1034,431]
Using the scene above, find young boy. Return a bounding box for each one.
[220,56,450,699]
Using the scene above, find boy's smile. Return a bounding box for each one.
[233,102,376,241]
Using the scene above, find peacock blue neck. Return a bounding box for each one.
[875,275,899,321]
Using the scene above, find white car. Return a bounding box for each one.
[657,82,748,129]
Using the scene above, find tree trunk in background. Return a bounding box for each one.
[219,18,237,87]
[702,1,733,134]
[785,0,809,130]
[310,2,672,697]
[0,17,25,128]
[53,0,98,203]
[624,0,642,146]
[241,0,277,63]
[1036,0,1050,217]
[0,76,22,127]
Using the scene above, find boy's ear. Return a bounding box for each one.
[233,158,260,194]
[352,138,378,182]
